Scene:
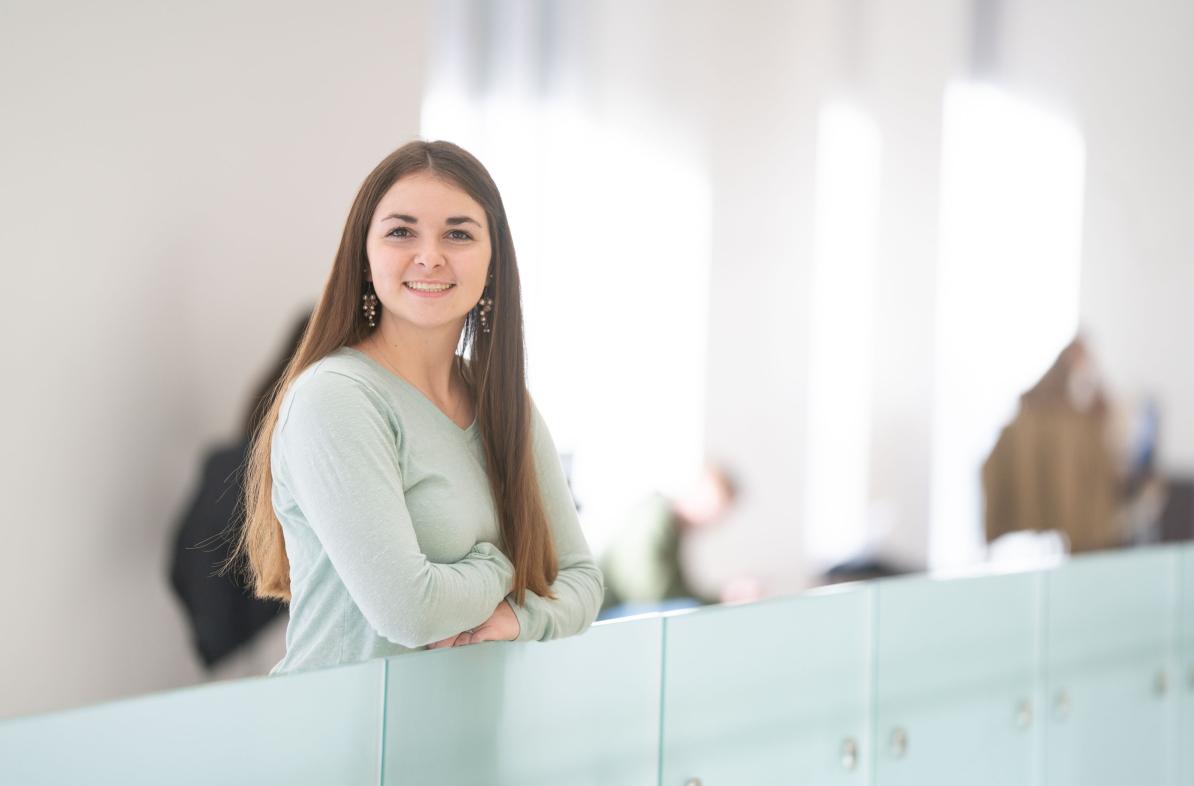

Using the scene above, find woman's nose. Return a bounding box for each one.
[414,242,445,268]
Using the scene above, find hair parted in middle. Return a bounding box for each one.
[230,139,558,606]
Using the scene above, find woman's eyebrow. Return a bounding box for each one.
[379,213,482,227]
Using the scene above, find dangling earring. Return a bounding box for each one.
[476,293,494,334]
[361,281,378,328]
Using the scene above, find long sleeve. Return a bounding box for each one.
[274,369,516,648]
[507,402,605,642]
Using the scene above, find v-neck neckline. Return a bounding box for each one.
[339,346,478,436]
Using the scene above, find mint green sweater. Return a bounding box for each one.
[268,347,603,675]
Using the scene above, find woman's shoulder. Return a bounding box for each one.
[277,348,398,434]
[286,346,382,396]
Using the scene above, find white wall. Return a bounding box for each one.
[698,0,970,583]
[698,0,1194,579]
[0,0,429,719]
[998,0,1194,474]
[863,0,967,570]
[694,0,835,595]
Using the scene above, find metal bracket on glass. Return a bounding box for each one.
[1054,690,1071,721]
[889,727,908,759]
[1015,699,1033,729]
[840,737,859,770]
[1154,669,1169,698]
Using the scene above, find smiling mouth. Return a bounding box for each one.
[404,282,456,293]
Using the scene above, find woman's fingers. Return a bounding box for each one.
[467,625,493,643]
[427,600,517,650]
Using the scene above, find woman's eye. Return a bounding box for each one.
[447,229,473,241]
[387,226,412,238]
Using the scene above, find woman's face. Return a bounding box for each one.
[365,171,492,336]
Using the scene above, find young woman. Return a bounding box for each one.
[232,140,604,675]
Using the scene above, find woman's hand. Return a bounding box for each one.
[426,599,521,649]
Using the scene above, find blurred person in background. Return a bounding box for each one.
[169,310,310,669]
[982,335,1126,554]
[1120,397,1169,544]
[598,463,760,619]
[227,140,602,675]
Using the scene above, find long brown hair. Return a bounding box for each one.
[228,140,558,605]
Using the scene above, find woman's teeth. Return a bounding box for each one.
[405,282,455,292]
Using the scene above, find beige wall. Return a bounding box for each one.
[0,0,429,719]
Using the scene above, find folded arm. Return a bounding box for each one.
[275,369,515,648]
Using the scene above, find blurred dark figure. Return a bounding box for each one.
[169,310,310,668]
[982,336,1123,553]
[1119,398,1194,544]
[820,555,909,585]
[1122,397,1166,544]
[598,464,759,619]
[1158,478,1194,542]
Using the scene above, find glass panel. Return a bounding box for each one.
[1042,547,1177,786]
[382,618,662,786]
[5,545,1189,786]
[873,570,1040,786]
[660,586,872,785]
[0,660,385,785]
